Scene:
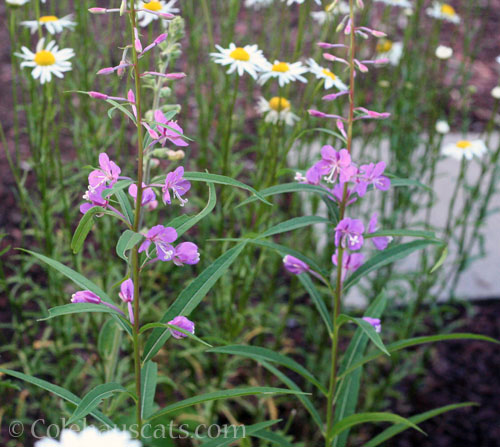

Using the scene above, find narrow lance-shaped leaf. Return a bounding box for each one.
[258,216,331,239]
[67,383,129,425]
[38,303,127,322]
[0,368,115,427]
[336,315,389,356]
[143,242,247,363]
[141,361,158,420]
[199,420,280,447]
[298,272,333,334]
[116,230,144,262]
[147,387,308,421]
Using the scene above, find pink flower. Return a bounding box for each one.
[173,242,200,266]
[119,278,135,324]
[128,183,158,210]
[335,218,365,250]
[356,161,391,197]
[88,153,121,188]
[138,225,178,261]
[283,255,310,275]
[162,166,191,206]
[368,213,391,250]
[71,290,124,315]
[314,146,357,184]
[329,182,357,206]
[332,249,364,281]
[80,184,109,214]
[168,316,195,339]
[146,110,188,147]
[362,317,382,333]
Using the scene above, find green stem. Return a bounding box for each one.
[222,73,240,176]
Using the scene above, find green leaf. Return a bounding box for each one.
[106,99,136,122]
[0,369,114,427]
[343,240,443,290]
[237,182,334,208]
[141,361,158,420]
[364,402,477,447]
[430,245,448,273]
[182,172,272,205]
[338,333,499,380]
[336,315,389,356]
[171,182,216,237]
[199,420,280,447]
[330,412,424,439]
[297,273,333,333]
[365,229,438,240]
[116,190,134,225]
[332,291,388,447]
[260,360,323,432]
[387,175,432,191]
[22,250,132,336]
[259,216,331,238]
[142,242,247,363]
[208,345,327,395]
[71,207,101,254]
[101,180,135,199]
[147,387,307,421]
[67,382,128,425]
[116,230,144,262]
[294,127,347,144]
[38,303,126,322]
[252,429,295,447]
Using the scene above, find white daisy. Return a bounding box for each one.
[435,45,453,59]
[307,58,347,90]
[281,0,322,5]
[496,55,500,65]
[136,0,179,27]
[492,86,500,99]
[435,120,450,134]
[35,427,141,447]
[6,0,30,6]
[426,2,460,24]
[259,60,308,87]
[256,96,300,126]
[374,0,413,7]
[210,43,267,79]
[311,2,350,25]
[15,38,74,84]
[244,0,274,9]
[442,139,487,161]
[375,40,403,66]
[21,15,76,35]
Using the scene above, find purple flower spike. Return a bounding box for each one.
[119,278,135,324]
[168,316,195,339]
[139,225,178,261]
[71,290,101,304]
[363,317,382,333]
[356,161,391,197]
[152,110,188,147]
[335,218,365,250]
[314,146,357,184]
[129,183,158,210]
[173,242,200,266]
[283,255,310,275]
[89,153,121,188]
[329,182,357,206]
[163,166,191,206]
[368,213,392,250]
[332,249,364,281]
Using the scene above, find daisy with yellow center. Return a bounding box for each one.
[259,59,308,87]
[6,0,31,6]
[136,0,179,27]
[256,96,300,126]
[375,39,404,66]
[15,38,74,84]
[21,14,76,35]
[307,58,347,91]
[426,2,460,24]
[442,139,487,160]
[210,43,267,79]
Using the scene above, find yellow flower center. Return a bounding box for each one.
[456,140,471,149]
[376,40,393,53]
[321,68,337,81]
[272,62,290,73]
[441,4,456,16]
[39,15,58,22]
[229,47,250,61]
[34,50,56,66]
[269,97,290,112]
[143,1,162,11]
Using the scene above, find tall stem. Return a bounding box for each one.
[129,0,145,438]
[222,73,240,176]
[325,1,356,445]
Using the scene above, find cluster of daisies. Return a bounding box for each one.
[210,42,349,126]
[9,0,76,84]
